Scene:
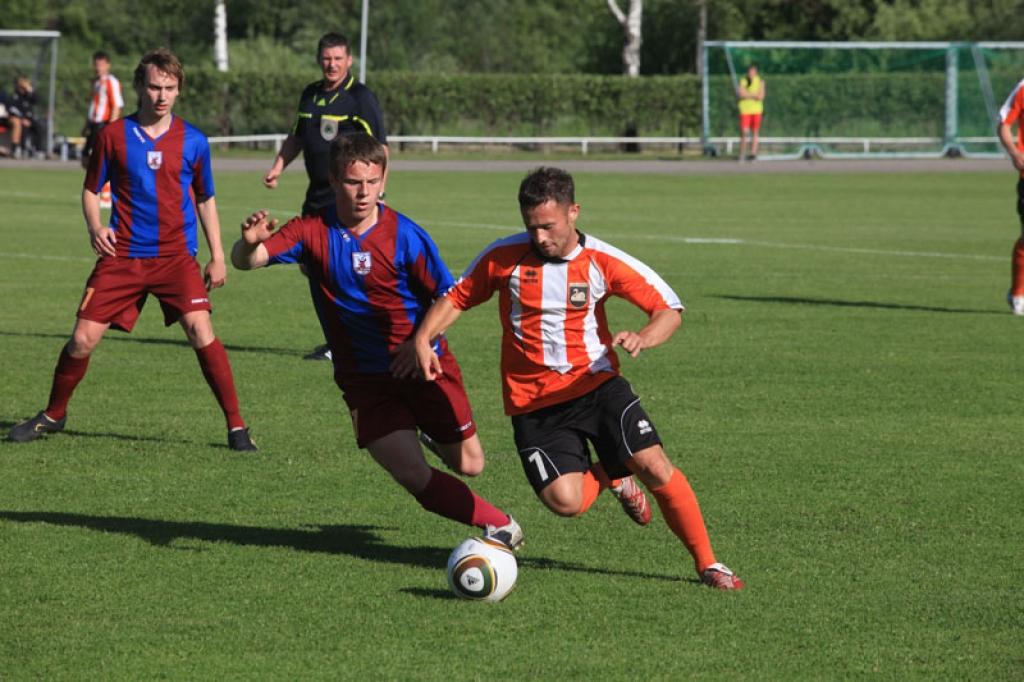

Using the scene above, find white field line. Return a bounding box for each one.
[0,252,95,263]
[427,219,1003,262]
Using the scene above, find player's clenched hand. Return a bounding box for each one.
[240,210,279,244]
[262,169,280,189]
[612,330,646,358]
[205,259,227,291]
[89,226,117,257]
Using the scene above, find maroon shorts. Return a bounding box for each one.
[336,350,477,449]
[77,254,211,332]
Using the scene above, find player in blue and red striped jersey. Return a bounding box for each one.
[231,133,523,549]
[8,48,257,451]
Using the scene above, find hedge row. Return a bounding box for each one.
[48,66,1012,141]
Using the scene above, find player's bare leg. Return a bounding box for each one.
[180,310,256,451]
[738,128,749,161]
[751,128,760,160]
[626,445,744,590]
[367,429,521,547]
[420,432,486,477]
[1009,221,1024,315]
[538,473,587,517]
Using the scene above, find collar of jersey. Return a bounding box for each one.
[532,231,586,263]
[319,73,356,103]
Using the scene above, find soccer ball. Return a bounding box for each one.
[446,537,518,602]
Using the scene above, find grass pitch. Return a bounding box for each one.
[1,162,1021,679]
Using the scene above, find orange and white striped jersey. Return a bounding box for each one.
[87,74,124,124]
[446,231,684,415]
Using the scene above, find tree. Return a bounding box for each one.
[606,0,642,76]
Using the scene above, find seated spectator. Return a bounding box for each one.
[10,77,42,159]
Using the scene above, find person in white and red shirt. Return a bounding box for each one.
[82,51,124,208]
[997,78,1024,315]
[409,167,744,590]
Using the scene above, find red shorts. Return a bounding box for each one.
[739,113,763,131]
[336,350,477,449]
[77,254,211,332]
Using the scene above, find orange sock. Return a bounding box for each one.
[1012,236,1024,296]
[651,468,716,574]
[575,462,615,516]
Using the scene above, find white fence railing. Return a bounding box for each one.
[205,134,1007,159]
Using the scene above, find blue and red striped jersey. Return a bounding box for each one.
[263,205,455,375]
[84,114,215,258]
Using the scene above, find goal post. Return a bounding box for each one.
[0,29,60,157]
[700,40,1024,159]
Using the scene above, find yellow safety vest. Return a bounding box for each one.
[738,75,763,115]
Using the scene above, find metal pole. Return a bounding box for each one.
[944,44,958,148]
[701,42,710,153]
[47,36,58,158]
[359,0,369,83]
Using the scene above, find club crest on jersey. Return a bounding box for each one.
[320,117,339,141]
[146,151,163,170]
[568,283,589,309]
[352,251,372,275]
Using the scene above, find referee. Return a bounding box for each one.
[263,32,389,359]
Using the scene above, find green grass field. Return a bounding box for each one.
[1,163,1021,679]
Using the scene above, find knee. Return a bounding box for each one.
[442,437,484,477]
[68,331,99,357]
[628,447,675,488]
[540,484,583,517]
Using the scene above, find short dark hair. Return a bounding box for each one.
[92,51,110,63]
[133,48,185,90]
[329,133,387,179]
[518,167,575,211]
[317,33,350,59]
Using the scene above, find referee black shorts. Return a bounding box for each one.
[511,375,663,494]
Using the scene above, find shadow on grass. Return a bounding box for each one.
[0,510,685,583]
[0,329,304,356]
[712,294,1001,315]
[0,419,196,446]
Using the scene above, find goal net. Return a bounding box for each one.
[701,40,1024,159]
[0,30,60,157]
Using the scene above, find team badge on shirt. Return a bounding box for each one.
[320,117,339,141]
[146,151,163,170]
[568,283,589,309]
[352,251,372,275]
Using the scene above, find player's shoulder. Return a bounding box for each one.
[300,81,321,99]
[476,232,533,264]
[581,233,649,269]
[176,116,208,138]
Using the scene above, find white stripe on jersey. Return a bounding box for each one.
[540,260,571,373]
[508,263,525,345]
[999,78,1024,123]
[583,258,613,372]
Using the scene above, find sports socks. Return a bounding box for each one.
[651,468,717,574]
[1011,236,1024,296]
[576,462,615,515]
[194,338,245,430]
[44,345,90,421]
[413,467,509,528]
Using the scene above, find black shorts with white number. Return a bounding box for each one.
[511,375,663,493]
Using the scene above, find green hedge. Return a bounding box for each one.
[48,65,1012,142]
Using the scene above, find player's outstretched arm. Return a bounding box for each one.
[82,188,116,257]
[409,297,463,381]
[612,308,682,359]
[196,197,227,291]
[263,135,302,189]
[230,210,278,270]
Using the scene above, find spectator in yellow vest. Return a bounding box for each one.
[736,63,765,161]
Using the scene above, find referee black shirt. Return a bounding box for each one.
[293,73,387,215]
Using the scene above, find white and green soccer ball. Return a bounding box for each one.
[446,537,518,602]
